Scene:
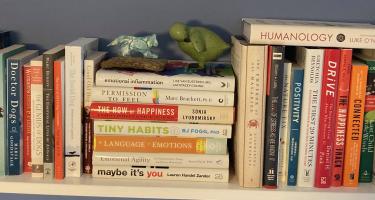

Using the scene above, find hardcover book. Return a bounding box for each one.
[0,44,25,175]
[278,61,292,187]
[263,45,285,188]
[287,66,304,186]
[7,50,39,175]
[93,135,227,155]
[231,36,267,188]
[95,61,235,92]
[343,61,368,187]
[92,86,234,107]
[92,166,229,183]
[30,56,44,178]
[93,120,231,138]
[331,49,352,186]
[65,37,98,177]
[296,47,324,187]
[92,152,229,168]
[22,64,32,173]
[242,18,375,49]
[43,45,65,179]
[89,102,234,125]
[355,53,375,183]
[54,57,65,180]
[315,49,340,188]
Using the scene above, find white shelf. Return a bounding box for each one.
[0,174,374,199]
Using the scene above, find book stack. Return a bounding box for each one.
[233,18,375,188]
[88,61,235,182]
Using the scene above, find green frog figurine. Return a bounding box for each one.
[169,22,230,68]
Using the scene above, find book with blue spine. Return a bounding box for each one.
[287,66,304,186]
[6,50,38,175]
[0,44,26,176]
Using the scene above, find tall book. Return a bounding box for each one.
[43,45,65,179]
[287,66,304,186]
[0,44,25,175]
[242,18,375,49]
[65,37,98,177]
[54,57,65,180]
[95,61,235,92]
[343,61,368,187]
[296,47,324,187]
[263,45,285,188]
[0,44,26,176]
[22,64,32,173]
[354,53,375,183]
[231,36,267,188]
[30,56,44,177]
[314,49,340,188]
[7,50,38,175]
[277,62,292,187]
[0,31,10,49]
[331,49,352,186]
[83,51,106,174]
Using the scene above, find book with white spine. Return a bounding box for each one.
[277,62,292,187]
[93,120,231,138]
[296,47,324,187]
[92,165,229,182]
[92,152,229,168]
[65,38,98,177]
[30,56,44,178]
[92,86,234,107]
[83,51,107,109]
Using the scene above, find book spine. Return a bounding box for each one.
[94,135,227,155]
[277,62,292,187]
[83,115,93,174]
[42,54,54,178]
[7,59,22,175]
[343,64,368,187]
[92,86,234,107]
[315,49,340,188]
[92,152,229,168]
[95,70,235,92]
[31,65,44,177]
[287,68,304,186]
[64,46,83,177]
[263,45,285,188]
[22,65,32,172]
[93,120,231,138]
[243,22,375,49]
[359,62,375,183]
[297,48,324,187]
[54,59,64,180]
[331,49,352,186]
[89,103,234,125]
[92,166,229,182]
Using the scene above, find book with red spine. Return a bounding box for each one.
[314,49,340,188]
[54,57,65,180]
[331,49,352,187]
[89,102,234,125]
[22,64,32,173]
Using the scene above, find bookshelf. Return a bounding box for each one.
[1,0,375,199]
[0,174,374,200]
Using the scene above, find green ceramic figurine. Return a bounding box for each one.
[169,22,230,68]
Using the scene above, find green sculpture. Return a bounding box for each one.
[169,22,230,68]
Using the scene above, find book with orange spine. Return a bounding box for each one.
[93,135,227,155]
[343,61,368,187]
[54,57,65,180]
[22,64,32,173]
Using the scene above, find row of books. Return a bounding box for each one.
[0,35,237,182]
[233,18,375,188]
